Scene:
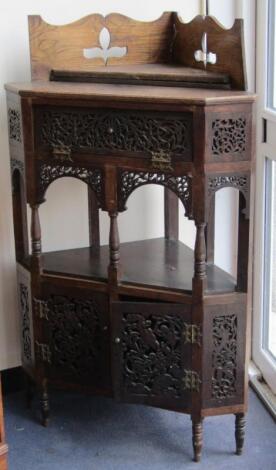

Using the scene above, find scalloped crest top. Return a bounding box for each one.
[28,12,247,90]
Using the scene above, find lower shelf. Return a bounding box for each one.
[38,238,236,294]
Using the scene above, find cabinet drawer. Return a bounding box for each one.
[34,106,193,162]
[111,301,195,411]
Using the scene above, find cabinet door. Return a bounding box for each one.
[111,302,193,411]
[37,284,111,391]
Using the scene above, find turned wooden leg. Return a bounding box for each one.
[25,375,34,409]
[192,419,203,462]
[235,413,245,456]
[39,382,50,427]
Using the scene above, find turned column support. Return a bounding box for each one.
[235,413,245,456]
[108,211,121,285]
[30,204,42,271]
[193,222,207,294]
[39,379,50,427]
[192,418,203,462]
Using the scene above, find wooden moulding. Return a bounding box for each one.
[28,12,247,90]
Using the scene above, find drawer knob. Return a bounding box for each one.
[114,337,121,344]
[108,127,114,134]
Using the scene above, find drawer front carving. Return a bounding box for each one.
[36,290,111,389]
[111,302,193,411]
[202,302,246,409]
[35,107,193,160]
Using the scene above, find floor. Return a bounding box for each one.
[4,389,276,470]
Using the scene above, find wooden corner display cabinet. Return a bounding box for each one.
[5,11,255,463]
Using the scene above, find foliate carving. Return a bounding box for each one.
[8,108,21,143]
[19,283,32,363]
[182,370,201,392]
[208,174,248,193]
[36,342,52,364]
[182,323,202,346]
[11,158,24,175]
[37,108,192,158]
[212,118,246,156]
[38,163,104,206]
[207,173,250,217]
[119,312,186,398]
[212,314,238,400]
[45,295,106,382]
[118,170,192,215]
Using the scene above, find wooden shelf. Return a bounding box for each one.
[36,238,236,294]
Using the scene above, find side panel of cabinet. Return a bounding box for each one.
[111,302,193,412]
[38,283,111,393]
[202,299,247,409]
[17,263,35,370]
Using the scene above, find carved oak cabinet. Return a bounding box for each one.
[5,12,255,463]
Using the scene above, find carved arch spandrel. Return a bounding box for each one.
[117,169,193,218]
[206,173,250,219]
[37,163,105,209]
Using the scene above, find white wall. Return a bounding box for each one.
[0,0,254,370]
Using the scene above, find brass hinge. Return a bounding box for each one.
[182,323,202,346]
[33,298,49,320]
[151,150,173,172]
[35,341,52,364]
[51,144,72,162]
[182,370,201,392]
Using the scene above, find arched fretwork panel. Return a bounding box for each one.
[39,177,92,252]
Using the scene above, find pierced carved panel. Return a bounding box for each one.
[11,158,24,175]
[8,108,21,143]
[118,170,192,216]
[19,283,32,363]
[118,312,189,399]
[211,314,238,400]
[212,118,246,157]
[45,295,108,384]
[207,173,250,218]
[35,107,192,159]
[38,163,104,206]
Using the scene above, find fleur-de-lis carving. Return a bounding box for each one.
[83,27,127,65]
[194,33,217,68]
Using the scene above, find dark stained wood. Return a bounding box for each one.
[12,170,29,261]
[50,64,231,89]
[5,11,256,463]
[0,377,8,470]
[235,413,246,455]
[192,418,203,462]
[88,187,100,247]
[33,239,236,294]
[173,15,247,91]
[164,188,179,241]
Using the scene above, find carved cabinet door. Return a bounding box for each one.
[37,284,111,392]
[111,302,193,411]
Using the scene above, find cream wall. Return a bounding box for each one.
[0,0,254,370]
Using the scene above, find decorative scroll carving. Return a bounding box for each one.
[182,370,201,392]
[37,108,192,158]
[212,314,238,400]
[182,323,202,346]
[212,118,246,156]
[118,170,192,216]
[119,312,186,398]
[45,295,106,382]
[19,283,32,363]
[38,163,104,206]
[8,108,21,143]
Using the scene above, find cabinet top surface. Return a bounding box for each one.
[5,80,256,106]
